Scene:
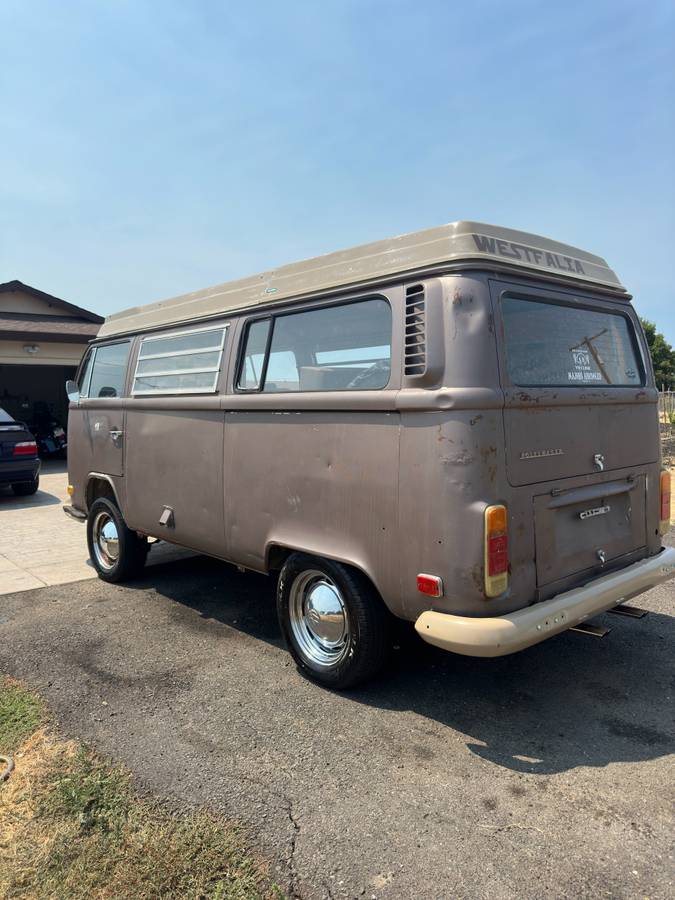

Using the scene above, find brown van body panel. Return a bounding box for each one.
[67,226,670,639]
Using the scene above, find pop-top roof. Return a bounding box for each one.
[98,221,626,338]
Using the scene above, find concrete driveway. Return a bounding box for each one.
[0,546,673,899]
[0,460,192,595]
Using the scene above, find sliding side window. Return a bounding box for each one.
[237,298,392,393]
[132,325,228,396]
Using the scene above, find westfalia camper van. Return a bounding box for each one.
[65,222,675,688]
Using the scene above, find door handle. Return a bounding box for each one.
[109,430,124,441]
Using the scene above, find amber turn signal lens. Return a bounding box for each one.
[484,504,509,598]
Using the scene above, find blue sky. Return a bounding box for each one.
[1,0,674,341]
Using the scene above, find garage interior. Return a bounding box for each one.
[0,363,78,428]
[0,280,102,436]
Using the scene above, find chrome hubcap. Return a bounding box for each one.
[288,570,350,668]
[92,511,119,570]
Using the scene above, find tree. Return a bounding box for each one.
[639,318,675,390]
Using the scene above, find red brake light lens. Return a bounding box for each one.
[487,533,509,576]
[417,574,443,597]
[13,441,37,457]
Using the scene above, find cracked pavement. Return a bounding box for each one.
[0,549,673,898]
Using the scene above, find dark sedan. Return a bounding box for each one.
[0,406,40,496]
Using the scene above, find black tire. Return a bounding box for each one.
[12,476,39,496]
[277,553,390,689]
[86,497,148,583]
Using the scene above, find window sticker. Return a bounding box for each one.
[567,347,602,382]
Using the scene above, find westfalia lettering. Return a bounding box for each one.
[472,234,585,275]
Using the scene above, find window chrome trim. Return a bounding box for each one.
[133,365,221,378]
[138,344,222,361]
[131,384,220,396]
[131,324,228,397]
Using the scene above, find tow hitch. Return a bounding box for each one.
[570,603,648,638]
[570,622,610,638]
[608,604,648,618]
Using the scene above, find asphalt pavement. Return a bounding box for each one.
[0,548,673,899]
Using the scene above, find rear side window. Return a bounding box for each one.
[238,319,271,390]
[501,297,643,387]
[132,325,228,395]
[85,342,131,398]
[237,298,392,392]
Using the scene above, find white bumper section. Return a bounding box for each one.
[415,547,675,657]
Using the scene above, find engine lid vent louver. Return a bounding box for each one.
[404,283,426,376]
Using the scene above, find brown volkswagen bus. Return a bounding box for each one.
[65,222,675,688]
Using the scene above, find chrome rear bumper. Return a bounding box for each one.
[415,547,675,657]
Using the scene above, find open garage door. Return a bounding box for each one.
[0,364,76,433]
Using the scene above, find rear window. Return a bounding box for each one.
[501,297,643,387]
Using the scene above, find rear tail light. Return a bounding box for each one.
[659,470,671,536]
[484,504,509,598]
[13,441,38,457]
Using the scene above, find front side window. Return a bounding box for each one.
[132,325,228,395]
[85,342,131,399]
[77,349,95,396]
[501,296,643,387]
[237,298,392,393]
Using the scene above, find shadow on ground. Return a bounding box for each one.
[0,458,68,508]
[127,550,675,777]
[0,488,62,508]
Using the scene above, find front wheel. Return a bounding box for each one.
[277,553,390,689]
[87,497,148,583]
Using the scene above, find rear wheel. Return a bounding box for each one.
[277,553,390,689]
[87,497,148,583]
[11,476,39,496]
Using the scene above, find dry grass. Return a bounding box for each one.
[0,679,283,900]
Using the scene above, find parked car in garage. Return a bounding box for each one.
[0,406,40,496]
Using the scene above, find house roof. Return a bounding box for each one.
[97,221,626,340]
[0,312,101,343]
[0,280,104,324]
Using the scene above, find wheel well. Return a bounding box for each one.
[86,477,117,511]
[265,544,381,596]
[266,544,292,573]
